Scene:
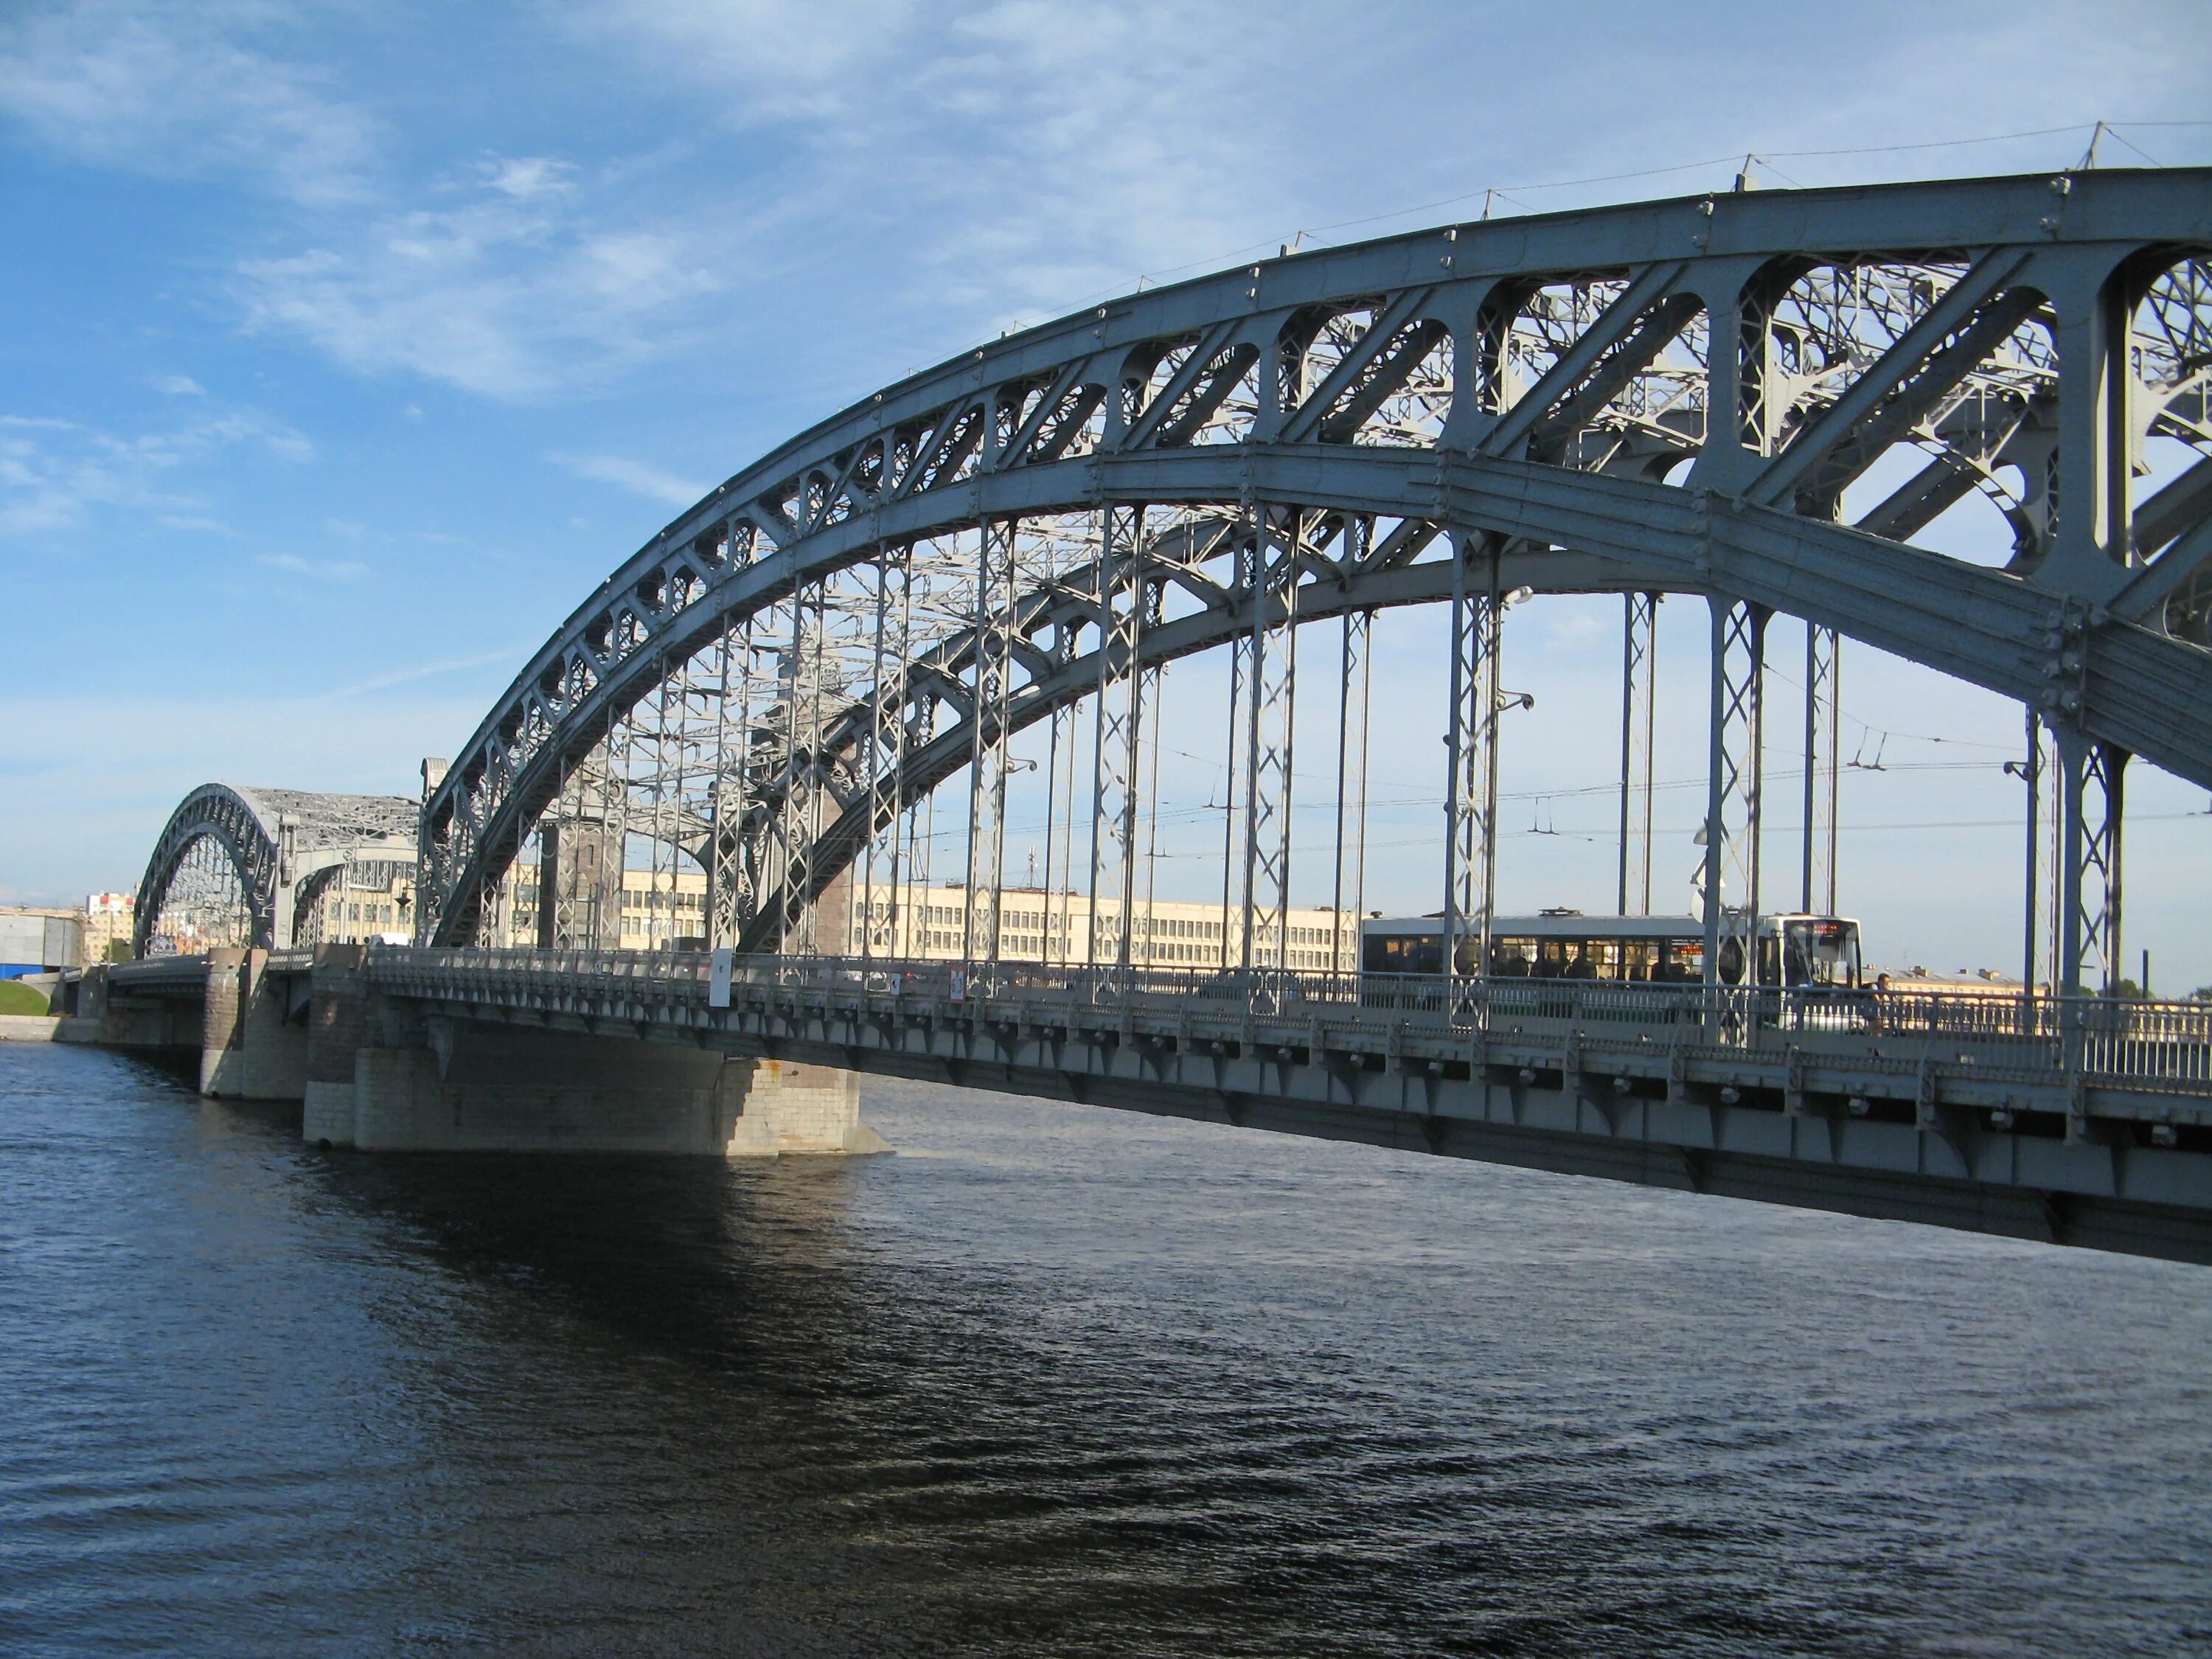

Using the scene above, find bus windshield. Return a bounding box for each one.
[1783,919,1860,987]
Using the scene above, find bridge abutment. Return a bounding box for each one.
[65,963,198,1055]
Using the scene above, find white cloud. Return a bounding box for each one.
[0,1,378,207]
[0,406,312,539]
[236,179,728,399]
[257,550,367,582]
[150,373,204,397]
[552,451,708,507]
[567,0,918,121]
[568,1,1343,329]
[479,153,576,200]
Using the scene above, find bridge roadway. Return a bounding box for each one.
[360,945,2212,1265]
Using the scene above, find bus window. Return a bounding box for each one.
[1490,937,1534,977]
[1365,932,1446,975]
[1784,919,1861,987]
[1717,936,1746,985]
[1364,933,1413,973]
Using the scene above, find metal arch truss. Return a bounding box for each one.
[415,173,2212,1002]
[133,785,417,956]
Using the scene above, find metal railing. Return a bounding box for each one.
[362,945,2212,1097]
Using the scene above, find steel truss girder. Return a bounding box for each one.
[1618,591,1658,914]
[1332,580,1373,973]
[706,616,759,948]
[2018,711,2062,992]
[1444,533,1502,978]
[964,518,1021,964]
[136,784,417,956]
[860,545,912,956]
[419,170,2212,947]
[1088,503,1146,967]
[1802,622,1840,916]
[1240,503,1301,971]
[2056,728,2126,994]
[1703,599,1767,985]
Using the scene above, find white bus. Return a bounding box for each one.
[1359,909,1864,989]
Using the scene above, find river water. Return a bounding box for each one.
[1,1042,2208,1657]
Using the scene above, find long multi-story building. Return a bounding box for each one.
[297,853,1355,968]
[830,882,1362,971]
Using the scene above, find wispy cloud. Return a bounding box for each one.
[150,373,204,397]
[257,550,367,582]
[236,173,727,398]
[0,406,312,538]
[551,451,708,506]
[567,0,918,122]
[313,644,538,702]
[0,1,378,207]
[479,153,576,200]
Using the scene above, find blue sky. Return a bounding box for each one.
[3,1,2210,982]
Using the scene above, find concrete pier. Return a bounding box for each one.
[312,1032,878,1157]
[198,949,309,1101]
[59,946,882,1160]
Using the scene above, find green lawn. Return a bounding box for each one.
[0,980,50,1015]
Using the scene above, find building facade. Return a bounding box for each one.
[833,883,1360,971]
[83,893,134,964]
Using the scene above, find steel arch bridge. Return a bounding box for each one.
[133,784,418,957]
[417,169,2212,998]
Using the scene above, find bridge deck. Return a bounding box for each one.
[363,946,2212,1265]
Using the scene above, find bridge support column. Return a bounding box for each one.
[1618,591,1658,914]
[2055,728,2126,994]
[1444,531,1502,977]
[304,945,370,1144]
[198,949,248,1096]
[1702,597,1768,984]
[200,948,310,1101]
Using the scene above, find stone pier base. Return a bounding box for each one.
[302,953,881,1157]
[199,949,310,1101]
[316,1034,880,1155]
